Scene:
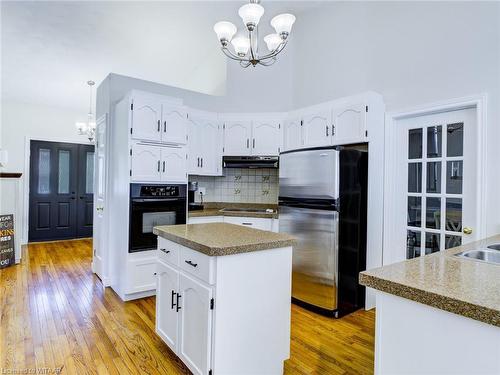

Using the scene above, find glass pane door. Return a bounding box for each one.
[405,118,468,258]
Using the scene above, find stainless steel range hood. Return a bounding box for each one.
[222,156,279,169]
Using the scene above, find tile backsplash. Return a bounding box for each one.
[189,168,278,204]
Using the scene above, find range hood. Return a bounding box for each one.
[222,156,279,169]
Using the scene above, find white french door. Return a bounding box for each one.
[395,108,478,259]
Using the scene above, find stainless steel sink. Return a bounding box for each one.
[487,243,500,251]
[455,249,500,265]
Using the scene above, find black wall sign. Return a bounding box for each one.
[0,214,15,269]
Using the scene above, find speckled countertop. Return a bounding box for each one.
[188,202,279,219]
[360,235,500,327]
[153,223,296,256]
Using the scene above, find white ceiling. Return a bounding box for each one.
[1,1,321,112]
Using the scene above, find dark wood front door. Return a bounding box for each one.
[29,141,95,242]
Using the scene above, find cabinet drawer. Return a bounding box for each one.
[179,245,216,285]
[158,237,179,266]
[187,216,223,224]
[223,216,273,231]
[127,257,157,293]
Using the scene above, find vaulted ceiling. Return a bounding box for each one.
[1,1,320,111]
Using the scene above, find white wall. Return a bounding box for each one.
[0,99,92,243]
[291,1,500,236]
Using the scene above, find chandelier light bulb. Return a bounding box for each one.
[76,122,88,134]
[264,33,282,51]
[270,13,296,38]
[231,36,250,56]
[214,21,237,45]
[238,3,264,31]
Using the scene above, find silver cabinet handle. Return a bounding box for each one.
[197,157,200,167]
[157,120,160,132]
[326,125,329,137]
[253,139,255,148]
[163,121,166,132]
[247,138,249,148]
[242,222,253,226]
[201,158,203,168]
[162,161,165,172]
[332,124,335,135]
[157,160,160,172]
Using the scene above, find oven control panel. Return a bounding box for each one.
[140,185,180,197]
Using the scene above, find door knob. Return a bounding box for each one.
[463,227,473,235]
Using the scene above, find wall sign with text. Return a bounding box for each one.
[0,214,15,268]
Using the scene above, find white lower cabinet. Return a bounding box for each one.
[156,237,292,375]
[178,272,213,375]
[156,260,179,351]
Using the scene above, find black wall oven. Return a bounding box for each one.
[129,183,187,253]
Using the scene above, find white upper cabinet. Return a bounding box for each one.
[131,143,162,182]
[302,108,332,148]
[251,119,281,156]
[131,143,187,183]
[177,272,213,375]
[130,92,187,145]
[332,102,367,145]
[162,104,188,145]
[156,260,179,352]
[188,112,222,176]
[131,96,162,142]
[223,120,252,156]
[162,146,188,183]
[283,115,303,151]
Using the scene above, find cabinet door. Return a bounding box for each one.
[187,116,201,174]
[131,144,161,182]
[283,117,303,151]
[333,102,367,145]
[161,146,187,183]
[252,120,281,156]
[156,260,179,352]
[178,272,213,375]
[131,96,162,142]
[223,120,252,156]
[162,105,188,144]
[302,109,332,148]
[201,120,222,175]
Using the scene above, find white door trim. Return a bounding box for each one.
[383,94,487,265]
[22,136,93,244]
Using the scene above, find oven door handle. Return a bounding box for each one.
[131,198,185,203]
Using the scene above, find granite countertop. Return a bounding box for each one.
[360,235,500,327]
[188,202,279,219]
[153,223,296,256]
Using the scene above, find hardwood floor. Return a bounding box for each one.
[0,239,375,374]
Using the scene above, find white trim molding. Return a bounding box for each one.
[383,94,488,265]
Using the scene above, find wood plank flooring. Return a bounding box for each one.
[1,239,375,374]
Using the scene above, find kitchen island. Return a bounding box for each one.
[153,223,296,375]
[360,235,500,375]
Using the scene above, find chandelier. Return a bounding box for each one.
[75,80,96,142]
[213,0,295,68]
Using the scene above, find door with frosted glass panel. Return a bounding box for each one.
[29,140,94,241]
[397,108,478,259]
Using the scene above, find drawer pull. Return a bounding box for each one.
[171,290,176,309]
[242,222,253,226]
[185,260,198,268]
[160,248,171,254]
[176,293,181,312]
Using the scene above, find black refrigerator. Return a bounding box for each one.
[278,145,368,317]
